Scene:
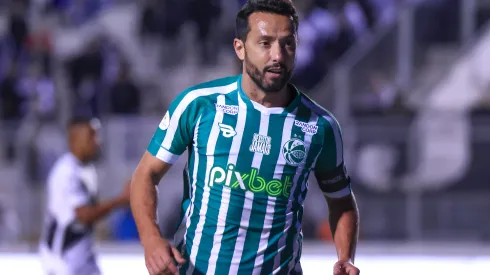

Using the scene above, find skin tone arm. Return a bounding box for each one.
[130,151,172,246]
[130,151,185,275]
[75,190,129,225]
[316,164,359,274]
[325,193,359,264]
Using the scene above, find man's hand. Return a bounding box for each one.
[334,260,360,275]
[144,236,186,275]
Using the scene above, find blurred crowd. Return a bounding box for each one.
[0,0,400,128]
[0,0,471,129]
[0,0,484,242]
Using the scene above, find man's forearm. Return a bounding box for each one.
[76,197,125,225]
[131,169,162,246]
[328,195,359,263]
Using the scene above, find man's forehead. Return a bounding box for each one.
[248,12,295,36]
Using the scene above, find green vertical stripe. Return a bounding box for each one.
[315,116,338,171]
[194,93,239,273]
[183,108,213,272]
[276,103,312,272]
[255,112,292,275]
[214,95,260,274]
[237,112,287,274]
[147,127,165,155]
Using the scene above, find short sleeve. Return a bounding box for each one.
[314,116,351,198]
[147,91,201,164]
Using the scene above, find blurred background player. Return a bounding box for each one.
[38,117,130,275]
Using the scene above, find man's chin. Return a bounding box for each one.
[262,81,288,93]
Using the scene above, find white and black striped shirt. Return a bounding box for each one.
[40,153,99,273]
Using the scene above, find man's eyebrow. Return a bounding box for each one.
[257,35,275,40]
[257,34,296,40]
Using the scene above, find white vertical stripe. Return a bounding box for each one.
[228,191,254,273]
[252,111,297,275]
[186,98,225,275]
[162,82,237,150]
[180,115,202,251]
[206,95,247,274]
[228,99,270,274]
[272,113,318,273]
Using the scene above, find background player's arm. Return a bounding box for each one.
[63,174,129,226]
[131,152,172,246]
[75,183,130,225]
[314,119,359,264]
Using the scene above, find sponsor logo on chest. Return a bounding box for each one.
[215,104,239,115]
[282,139,307,166]
[218,123,237,138]
[294,120,318,134]
[249,133,272,155]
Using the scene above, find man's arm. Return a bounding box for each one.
[313,114,360,273]
[64,176,130,226]
[325,193,359,263]
[133,90,200,243]
[134,88,202,274]
[315,166,359,264]
[130,151,172,246]
[76,195,128,225]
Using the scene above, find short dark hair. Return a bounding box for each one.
[67,116,100,130]
[236,0,299,41]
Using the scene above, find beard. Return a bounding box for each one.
[244,53,293,93]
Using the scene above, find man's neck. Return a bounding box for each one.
[70,150,88,165]
[241,73,292,108]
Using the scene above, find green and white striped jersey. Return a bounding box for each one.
[147,75,351,275]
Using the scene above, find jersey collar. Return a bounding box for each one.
[238,74,301,115]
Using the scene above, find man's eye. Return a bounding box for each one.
[285,41,296,48]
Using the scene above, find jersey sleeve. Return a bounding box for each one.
[314,116,351,198]
[147,92,201,164]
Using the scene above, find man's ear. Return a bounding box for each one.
[234,38,245,61]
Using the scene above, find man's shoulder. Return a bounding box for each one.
[170,76,240,113]
[47,153,79,186]
[52,153,78,171]
[298,92,338,127]
[187,75,240,92]
[179,75,239,101]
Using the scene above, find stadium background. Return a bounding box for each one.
[1,0,490,274]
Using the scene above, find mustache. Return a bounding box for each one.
[264,63,287,72]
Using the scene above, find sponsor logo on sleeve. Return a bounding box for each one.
[159,111,170,130]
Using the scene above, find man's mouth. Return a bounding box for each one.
[266,68,284,74]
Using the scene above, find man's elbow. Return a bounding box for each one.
[75,206,96,225]
[132,165,159,189]
[327,193,358,215]
[132,151,169,187]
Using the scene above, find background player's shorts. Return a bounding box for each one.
[39,245,101,275]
